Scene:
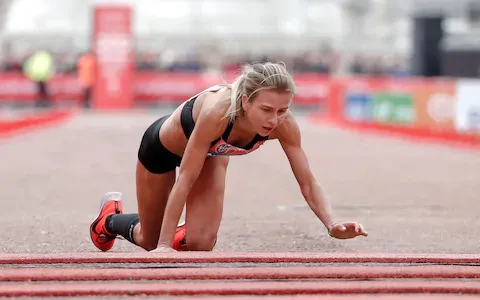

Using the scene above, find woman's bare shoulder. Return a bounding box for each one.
[197,86,232,119]
[190,86,232,132]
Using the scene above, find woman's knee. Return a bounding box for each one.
[186,232,218,251]
[142,241,158,251]
[138,237,159,251]
[133,224,159,251]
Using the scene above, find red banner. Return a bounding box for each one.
[0,73,83,101]
[92,5,134,109]
[134,72,329,106]
[0,72,460,116]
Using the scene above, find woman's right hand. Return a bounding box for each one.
[151,245,177,253]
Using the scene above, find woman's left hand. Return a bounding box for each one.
[328,221,368,239]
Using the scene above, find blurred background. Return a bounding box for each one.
[1,0,480,76]
[0,0,479,257]
[0,0,479,136]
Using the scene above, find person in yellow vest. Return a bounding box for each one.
[77,51,96,109]
[23,50,55,109]
[23,50,55,107]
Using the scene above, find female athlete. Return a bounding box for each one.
[90,62,368,252]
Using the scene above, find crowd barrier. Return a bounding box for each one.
[0,72,478,143]
[323,76,479,147]
[0,72,329,107]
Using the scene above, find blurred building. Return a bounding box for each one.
[0,0,478,77]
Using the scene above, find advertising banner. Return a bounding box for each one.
[342,78,415,125]
[456,79,480,134]
[371,92,414,125]
[92,5,134,109]
[413,80,456,131]
[343,78,374,122]
[341,78,459,129]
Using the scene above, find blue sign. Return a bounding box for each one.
[344,92,372,122]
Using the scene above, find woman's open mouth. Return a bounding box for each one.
[262,126,274,132]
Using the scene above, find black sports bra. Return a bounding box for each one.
[180,85,268,157]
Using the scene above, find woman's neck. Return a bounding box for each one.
[233,114,257,137]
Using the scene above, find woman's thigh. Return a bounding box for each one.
[184,156,229,250]
[134,160,176,250]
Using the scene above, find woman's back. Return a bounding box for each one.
[158,85,232,157]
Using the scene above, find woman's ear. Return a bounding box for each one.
[241,94,249,111]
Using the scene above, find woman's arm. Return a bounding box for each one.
[276,114,368,239]
[157,95,228,248]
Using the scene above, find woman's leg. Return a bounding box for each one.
[92,154,227,252]
[91,114,181,252]
[175,156,229,251]
[91,160,176,252]
[131,160,176,250]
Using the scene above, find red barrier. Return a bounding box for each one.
[0,71,477,145]
[0,110,74,139]
[315,75,479,147]
[310,117,480,150]
[0,72,329,106]
[0,73,83,102]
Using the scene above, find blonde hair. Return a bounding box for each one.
[225,62,296,122]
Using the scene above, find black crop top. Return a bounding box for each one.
[180,85,268,157]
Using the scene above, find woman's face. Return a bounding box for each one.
[242,89,292,136]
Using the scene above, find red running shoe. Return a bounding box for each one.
[90,192,123,252]
[173,221,186,251]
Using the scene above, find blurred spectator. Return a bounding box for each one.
[137,52,158,71]
[3,39,412,79]
[77,51,96,109]
[350,55,366,74]
[22,50,55,108]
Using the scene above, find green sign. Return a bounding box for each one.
[371,93,415,124]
